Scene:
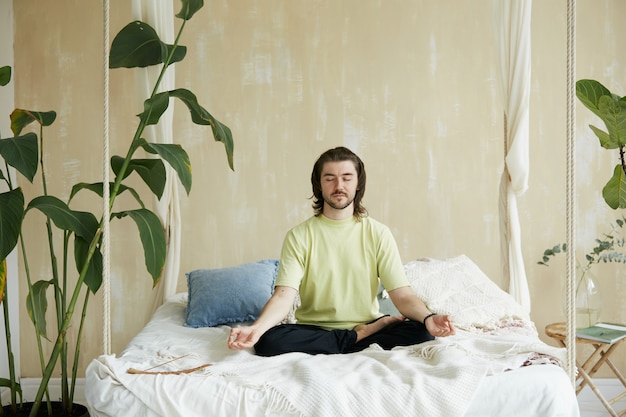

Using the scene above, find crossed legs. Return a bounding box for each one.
[254,317,434,357]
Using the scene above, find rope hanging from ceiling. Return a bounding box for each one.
[565,0,577,385]
[102,0,111,356]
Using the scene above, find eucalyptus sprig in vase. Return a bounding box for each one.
[538,216,626,328]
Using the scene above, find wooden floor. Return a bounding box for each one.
[579,379,626,417]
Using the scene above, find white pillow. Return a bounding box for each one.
[404,255,531,332]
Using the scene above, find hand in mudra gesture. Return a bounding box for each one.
[425,314,455,337]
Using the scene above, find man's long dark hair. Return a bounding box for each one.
[310,146,367,219]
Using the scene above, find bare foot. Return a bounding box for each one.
[353,315,404,342]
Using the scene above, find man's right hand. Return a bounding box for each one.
[228,326,261,350]
[226,285,297,350]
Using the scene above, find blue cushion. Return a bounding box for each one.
[184,259,279,328]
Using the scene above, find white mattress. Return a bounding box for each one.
[85,294,580,417]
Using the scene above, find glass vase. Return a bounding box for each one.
[574,266,602,329]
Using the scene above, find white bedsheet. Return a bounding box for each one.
[86,294,580,417]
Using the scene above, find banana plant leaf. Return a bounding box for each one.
[0,376,22,399]
[0,65,11,86]
[112,208,166,285]
[109,21,186,69]
[139,140,192,195]
[10,109,56,136]
[0,133,38,182]
[26,279,54,340]
[0,259,6,305]
[111,156,167,200]
[74,236,103,294]
[169,88,234,170]
[176,0,204,20]
[138,92,170,126]
[26,196,99,243]
[136,89,234,171]
[0,188,24,261]
[69,182,146,209]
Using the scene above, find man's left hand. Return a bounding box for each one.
[425,314,455,337]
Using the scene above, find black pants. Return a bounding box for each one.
[254,318,434,357]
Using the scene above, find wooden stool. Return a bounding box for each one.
[545,322,626,417]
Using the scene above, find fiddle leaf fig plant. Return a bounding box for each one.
[576,79,626,209]
[0,1,234,416]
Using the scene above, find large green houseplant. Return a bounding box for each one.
[0,1,233,416]
[576,79,626,209]
[538,80,626,327]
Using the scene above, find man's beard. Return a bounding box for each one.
[324,193,354,210]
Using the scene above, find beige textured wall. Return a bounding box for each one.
[9,0,626,378]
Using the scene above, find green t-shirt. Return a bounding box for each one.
[275,215,409,330]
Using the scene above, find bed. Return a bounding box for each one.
[85,255,580,417]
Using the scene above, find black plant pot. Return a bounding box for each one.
[2,402,89,417]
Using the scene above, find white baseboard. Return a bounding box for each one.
[1,378,86,406]
[578,377,622,395]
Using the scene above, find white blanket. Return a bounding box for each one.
[86,295,568,417]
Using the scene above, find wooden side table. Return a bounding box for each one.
[545,322,626,417]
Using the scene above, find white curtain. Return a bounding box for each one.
[132,0,181,309]
[493,0,532,313]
